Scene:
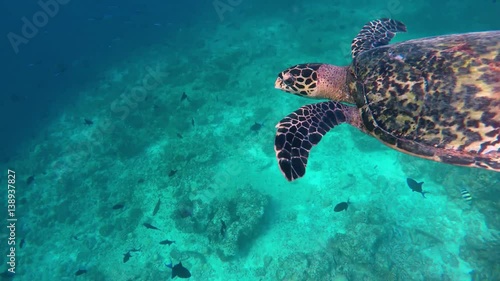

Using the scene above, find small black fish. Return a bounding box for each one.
[75,269,87,276]
[10,94,24,103]
[407,178,428,198]
[176,133,183,139]
[180,92,188,102]
[334,199,350,212]
[143,223,160,230]
[138,178,145,184]
[152,199,161,216]
[26,175,35,185]
[191,118,195,126]
[250,122,263,131]
[83,118,93,125]
[123,251,132,263]
[167,261,191,279]
[168,169,177,177]
[19,238,25,248]
[129,248,141,252]
[220,220,227,237]
[112,203,124,210]
[159,239,175,246]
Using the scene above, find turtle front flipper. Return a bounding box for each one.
[351,18,407,58]
[275,101,360,181]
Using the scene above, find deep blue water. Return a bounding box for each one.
[1,0,214,160]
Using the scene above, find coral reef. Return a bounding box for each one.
[273,251,336,281]
[322,216,454,281]
[461,231,500,280]
[207,187,270,260]
[173,185,270,260]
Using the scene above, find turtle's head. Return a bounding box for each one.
[275,63,352,102]
[275,63,322,98]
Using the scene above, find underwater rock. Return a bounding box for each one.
[274,251,335,281]
[206,187,270,261]
[173,198,212,233]
[325,221,442,280]
[173,186,270,261]
[461,233,500,264]
[332,232,371,263]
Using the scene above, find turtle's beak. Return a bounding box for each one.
[275,77,284,90]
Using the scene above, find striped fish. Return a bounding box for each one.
[460,188,472,203]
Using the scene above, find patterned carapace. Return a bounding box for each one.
[351,31,500,170]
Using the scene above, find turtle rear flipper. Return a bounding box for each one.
[275,101,360,181]
[351,18,407,58]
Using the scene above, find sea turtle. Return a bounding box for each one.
[274,18,500,181]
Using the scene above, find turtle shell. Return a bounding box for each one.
[349,31,500,170]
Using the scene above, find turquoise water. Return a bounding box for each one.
[2,0,500,280]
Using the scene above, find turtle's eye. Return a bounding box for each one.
[283,75,296,86]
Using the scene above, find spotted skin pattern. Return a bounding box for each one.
[275,63,321,97]
[352,31,500,171]
[274,18,500,181]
